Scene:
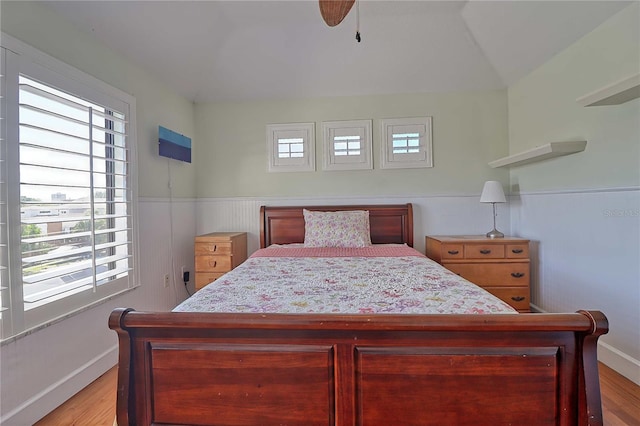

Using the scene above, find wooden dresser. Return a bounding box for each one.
[194,232,247,290]
[425,235,531,312]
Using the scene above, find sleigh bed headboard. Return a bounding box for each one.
[260,203,414,248]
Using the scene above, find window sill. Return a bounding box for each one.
[0,285,139,346]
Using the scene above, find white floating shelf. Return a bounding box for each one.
[577,74,640,107]
[489,141,587,168]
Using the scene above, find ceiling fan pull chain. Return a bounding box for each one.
[355,0,361,42]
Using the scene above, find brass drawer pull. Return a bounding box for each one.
[512,249,523,254]
[511,272,525,278]
[479,249,491,255]
[511,296,525,302]
[447,250,459,255]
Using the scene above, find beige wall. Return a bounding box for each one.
[507,2,639,192]
[195,90,510,198]
[1,1,197,198]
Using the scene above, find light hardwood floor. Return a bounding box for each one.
[35,362,640,425]
[600,363,640,426]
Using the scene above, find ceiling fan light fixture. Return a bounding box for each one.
[319,0,355,27]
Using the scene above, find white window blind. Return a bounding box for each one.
[277,137,304,158]
[322,120,372,171]
[0,37,138,341]
[381,117,433,169]
[19,76,132,306]
[334,135,361,156]
[0,48,9,318]
[392,132,420,154]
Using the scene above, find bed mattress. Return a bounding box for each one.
[174,245,516,314]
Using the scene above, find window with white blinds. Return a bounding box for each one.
[266,123,315,172]
[380,117,433,169]
[277,137,304,159]
[322,120,372,171]
[334,136,361,156]
[392,132,421,154]
[0,37,138,341]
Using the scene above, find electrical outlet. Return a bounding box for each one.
[164,273,170,288]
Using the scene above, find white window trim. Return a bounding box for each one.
[322,120,372,171]
[380,117,433,169]
[0,33,140,341]
[266,122,315,173]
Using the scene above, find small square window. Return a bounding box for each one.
[322,120,372,171]
[266,123,315,172]
[380,117,433,169]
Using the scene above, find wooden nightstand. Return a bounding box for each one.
[194,232,247,290]
[426,235,531,312]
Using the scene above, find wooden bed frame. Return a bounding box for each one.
[110,203,608,425]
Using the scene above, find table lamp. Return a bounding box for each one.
[480,181,506,238]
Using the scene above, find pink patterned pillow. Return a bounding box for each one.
[303,209,372,248]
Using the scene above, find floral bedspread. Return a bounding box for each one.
[174,245,516,314]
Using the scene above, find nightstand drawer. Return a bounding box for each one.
[464,244,505,259]
[195,242,232,256]
[485,287,530,311]
[445,262,529,287]
[195,273,226,290]
[195,255,232,272]
[194,232,247,291]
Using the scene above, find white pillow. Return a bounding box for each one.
[303,209,372,248]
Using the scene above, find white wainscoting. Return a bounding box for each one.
[0,197,196,425]
[510,187,640,385]
[138,197,197,305]
[196,194,510,255]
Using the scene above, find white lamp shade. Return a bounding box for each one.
[480,181,506,203]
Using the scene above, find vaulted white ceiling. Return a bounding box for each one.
[42,1,631,103]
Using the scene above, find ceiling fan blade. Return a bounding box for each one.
[319,0,355,27]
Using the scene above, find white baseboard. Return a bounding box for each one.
[1,345,118,425]
[598,340,640,386]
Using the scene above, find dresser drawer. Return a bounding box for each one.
[426,235,531,312]
[485,287,530,311]
[464,244,505,259]
[440,244,464,259]
[445,262,529,287]
[195,255,232,272]
[506,244,529,258]
[195,273,226,290]
[195,242,232,256]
